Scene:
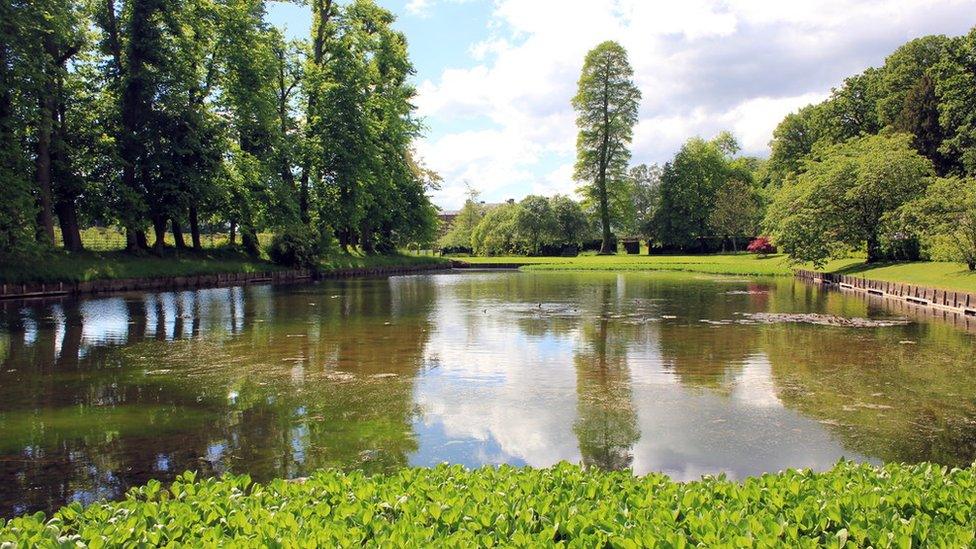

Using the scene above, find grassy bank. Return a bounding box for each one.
[2,462,974,546]
[0,249,448,285]
[458,253,860,277]
[458,253,976,292]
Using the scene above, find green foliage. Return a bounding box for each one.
[766,134,932,266]
[901,177,976,269]
[573,41,641,254]
[1,0,436,263]
[550,194,590,247]
[623,163,662,238]
[471,202,521,256]
[653,134,741,250]
[934,28,976,176]
[3,462,975,546]
[514,195,559,255]
[268,225,328,268]
[438,198,484,251]
[709,178,761,251]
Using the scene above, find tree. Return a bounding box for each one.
[572,41,640,255]
[708,179,760,251]
[514,195,558,255]
[471,202,521,256]
[934,28,976,176]
[625,164,662,240]
[901,177,976,270]
[0,1,42,256]
[653,134,738,251]
[877,35,948,128]
[895,74,952,175]
[766,105,827,189]
[550,195,589,247]
[765,134,932,266]
[438,186,483,252]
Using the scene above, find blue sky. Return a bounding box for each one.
[267,0,976,209]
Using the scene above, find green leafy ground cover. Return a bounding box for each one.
[459,254,976,292]
[0,251,447,284]
[2,462,974,547]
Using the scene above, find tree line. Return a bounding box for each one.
[1,0,439,265]
[763,27,976,269]
[466,31,976,266]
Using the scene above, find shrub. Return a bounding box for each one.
[2,462,975,546]
[747,236,777,256]
[268,225,324,268]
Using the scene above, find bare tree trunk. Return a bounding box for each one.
[229,221,236,245]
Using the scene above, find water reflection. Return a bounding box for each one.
[2,271,976,517]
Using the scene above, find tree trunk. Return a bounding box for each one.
[135,229,148,250]
[189,206,202,250]
[55,201,83,252]
[34,43,57,244]
[229,221,236,245]
[172,219,186,249]
[866,235,882,263]
[242,227,260,257]
[151,216,167,255]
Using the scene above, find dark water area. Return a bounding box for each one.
[2,270,975,518]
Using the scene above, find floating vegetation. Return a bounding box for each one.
[2,462,974,546]
[736,312,910,328]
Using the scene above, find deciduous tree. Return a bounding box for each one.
[572,41,640,255]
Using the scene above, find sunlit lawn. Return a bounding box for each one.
[457,253,976,292]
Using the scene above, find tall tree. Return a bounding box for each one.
[934,28,976,176]
[0,1,41,255]
[572,41,640,255]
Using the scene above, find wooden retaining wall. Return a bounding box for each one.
[795,269,976,317]
[0,262,452,301]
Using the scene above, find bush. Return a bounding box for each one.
[268,225,324,268]
[747,236,777,256]
[3,462,975,546]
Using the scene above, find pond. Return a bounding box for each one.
[2,270,976,517]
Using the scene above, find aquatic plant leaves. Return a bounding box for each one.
[1,462,976,547]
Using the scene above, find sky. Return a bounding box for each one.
[267,0,976,210]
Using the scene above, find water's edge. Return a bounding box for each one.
[0,262,452,301]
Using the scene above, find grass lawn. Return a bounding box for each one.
[0,249,448,285]
[834,261,976,293]
[458,253,862,277]
[455,253,976,292]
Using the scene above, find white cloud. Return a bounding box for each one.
[415,0,976,208]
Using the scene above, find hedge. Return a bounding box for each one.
[2,462,975,547]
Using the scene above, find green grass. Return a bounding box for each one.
[319,252,448,271]
[3,462,974,547]
[0,249,448,285]
[456,253,976,292]
[834,261,976,293]
[0,248,281,284]
[458,253,862,277]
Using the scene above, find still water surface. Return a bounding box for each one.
[2,271,975,517]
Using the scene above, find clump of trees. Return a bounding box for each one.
[442,194,590,256]
[0,0,438,265]
[762,27,976,268]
